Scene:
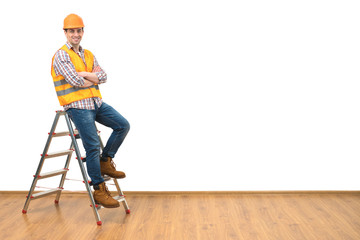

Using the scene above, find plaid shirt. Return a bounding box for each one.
[53,42,107,110]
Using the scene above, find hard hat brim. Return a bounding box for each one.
[63,26,84,30]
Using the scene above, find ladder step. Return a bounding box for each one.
[103,175,112,182]
[55,110,66,115]
[113,195,126,202]
[35,169,69,179]
[51,130,79,137]
[92,196,126,210]
[50,130,99,138]
[76,156,87,162]
[42,150,73,159]
[32,189,62,199]
[90,195,126,210]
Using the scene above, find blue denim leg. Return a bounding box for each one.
[66,108,104,186]
[95,103,130,158]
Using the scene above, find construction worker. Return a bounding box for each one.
[51,14,130,208]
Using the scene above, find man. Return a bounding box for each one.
[51,14,130,208]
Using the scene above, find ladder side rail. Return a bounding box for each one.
[96,124,105,150]
[23,112,62,212]
[55,142,75,203]
[97,125,130,212]
[97,128,121,196]
[64,113,102,223]
[113,178,130,211]
[113,178,123,196]
[39,112,62,166]
[97,126,120,196]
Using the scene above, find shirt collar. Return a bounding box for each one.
[65,42,83,53]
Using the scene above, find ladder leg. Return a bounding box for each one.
[64,113,102,225]
[97,124,105,151]
[113,178,130,213]
[97,125,130,214]
[55,142,74,203]
[23,112,62,213]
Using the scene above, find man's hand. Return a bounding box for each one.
[77,71,99,84]
[77,71,89,78]
[80,79,94,88]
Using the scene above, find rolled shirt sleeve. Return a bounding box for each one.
[53,50,85,87]
[93,56,107,84]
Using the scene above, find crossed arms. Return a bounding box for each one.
[53,49,107,88]
[78,66,102,88]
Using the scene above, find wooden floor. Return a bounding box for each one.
[0,191,359,240]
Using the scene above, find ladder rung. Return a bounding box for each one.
[42,150,73,159]
[103,175,112,182]
[32,189,62,199]
[35,169,69,179]
[55,110,66,115]
[76,156,86,162]
[91,195,126,210]
[50,130,79,137]
[113,195,126,202]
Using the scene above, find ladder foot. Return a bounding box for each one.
[126,209,131,214]
[97,221,102,226]
[54,200,59,204]
[22,209,27,214]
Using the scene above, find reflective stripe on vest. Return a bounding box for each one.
[51,45,102,106]
[54,79,99,96]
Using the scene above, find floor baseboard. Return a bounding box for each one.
[1,190,359,195]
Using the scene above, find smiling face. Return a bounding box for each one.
[64,28,84,48]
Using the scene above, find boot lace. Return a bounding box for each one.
[103,184,112,199]
[110,159,117,170]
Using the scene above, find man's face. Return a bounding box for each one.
[64,28,84,47]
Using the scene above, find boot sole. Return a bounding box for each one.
[101,173,126,179]
[95,201,120,208]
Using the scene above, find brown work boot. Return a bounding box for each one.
[100,157,126,179]
[93,182,120,208]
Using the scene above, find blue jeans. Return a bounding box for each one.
[66,102,130,186]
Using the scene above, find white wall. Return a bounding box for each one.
[1,0,359,191]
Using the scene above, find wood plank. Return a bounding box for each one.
[0,192,359,240]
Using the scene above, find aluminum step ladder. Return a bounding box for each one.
[22,110,130,225]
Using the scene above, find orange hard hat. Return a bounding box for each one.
[63,14,84,29]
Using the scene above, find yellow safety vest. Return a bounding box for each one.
[51,45,102,106]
